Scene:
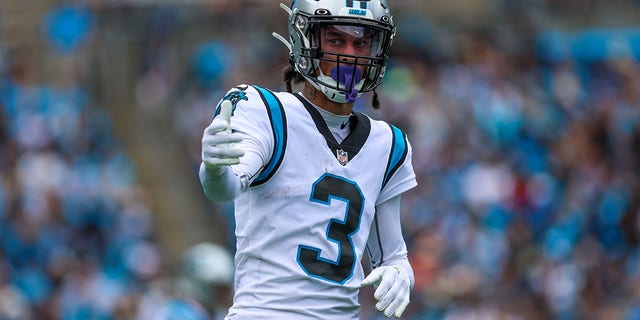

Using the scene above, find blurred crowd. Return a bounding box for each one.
[0,5,234,320]
[2,1,640,320]
[385,30,640,320]
[0,47,165,318]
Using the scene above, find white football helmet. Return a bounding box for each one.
[274,0,396,103]
[177,242,234,304]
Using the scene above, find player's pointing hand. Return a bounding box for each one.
[201,100,245,170]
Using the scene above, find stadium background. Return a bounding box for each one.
[1,0,640,319]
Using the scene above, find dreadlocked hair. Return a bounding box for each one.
[372,89,380,109]
[283,64,305,93]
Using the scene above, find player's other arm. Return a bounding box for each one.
[362,195,414,318]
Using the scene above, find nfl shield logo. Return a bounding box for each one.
[337,149,349,166]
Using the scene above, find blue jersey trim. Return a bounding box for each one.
[382,125,408,189]
[250,86,287,187]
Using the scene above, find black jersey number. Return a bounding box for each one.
[297,173,364,284]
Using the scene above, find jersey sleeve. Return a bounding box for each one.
[213,85,275,182]
[376,125,418,205]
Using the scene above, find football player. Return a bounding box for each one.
[200,1,416,319]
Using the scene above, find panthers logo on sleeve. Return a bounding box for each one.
[214,86,249,119]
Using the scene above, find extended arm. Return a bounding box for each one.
[199,105,266,202]
[200,87,276,203]
[199,110,246,202]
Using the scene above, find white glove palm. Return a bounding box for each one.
[361,266,411,318]
[201,101,245,170]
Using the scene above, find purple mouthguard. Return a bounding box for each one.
[330,66,362,103]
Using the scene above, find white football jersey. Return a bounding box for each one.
[217,85,417,320]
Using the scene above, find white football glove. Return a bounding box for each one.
[361,265,411,318]
[201,100,245,170]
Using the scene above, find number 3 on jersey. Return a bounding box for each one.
[297,173,364,284]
